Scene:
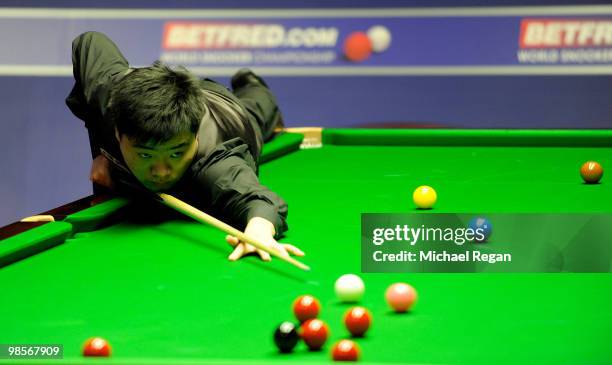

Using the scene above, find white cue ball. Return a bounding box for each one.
[367,25,392,53]
[334,274,365,303]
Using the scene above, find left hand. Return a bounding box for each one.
[226,217,305,261]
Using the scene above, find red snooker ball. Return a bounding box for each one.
[343,32,372,62]
[580,161,603,184]
[300,318,329,351]
[344,307,371,337]
[331,339,360,361]
[82,337,111,357]
[293,295,321,322]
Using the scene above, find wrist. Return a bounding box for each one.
[247,216,276,236]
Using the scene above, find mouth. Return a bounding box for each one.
[148,181,173,190]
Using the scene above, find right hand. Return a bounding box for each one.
[90,155,114,189]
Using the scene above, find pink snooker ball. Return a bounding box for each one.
[385,283,417,313]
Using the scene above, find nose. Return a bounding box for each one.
[151,162,171,181]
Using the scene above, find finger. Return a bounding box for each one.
[256,249,272,262]
[225,235,240,247]
[243,243,258,255]
[282,244,305,257]
[272,243,291,258]
[228,244,246,261]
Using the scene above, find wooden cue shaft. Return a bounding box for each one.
[158,193,310,271]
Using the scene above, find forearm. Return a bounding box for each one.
[193,139,289,238]
[245,198,287,238]
[67,31,129,120]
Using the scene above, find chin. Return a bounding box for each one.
[146,182,174,192]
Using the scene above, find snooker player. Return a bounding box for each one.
[66,31,304,263]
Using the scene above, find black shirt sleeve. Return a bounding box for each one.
[65,32,289,237]
[187,138,288,238]
[65,31,129,156]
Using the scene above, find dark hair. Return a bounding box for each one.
[108,61,203,143]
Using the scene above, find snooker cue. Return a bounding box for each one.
[158,193,310,271]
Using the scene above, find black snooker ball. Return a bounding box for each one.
[273,321,299,353]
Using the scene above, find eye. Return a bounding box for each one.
[170,151,184,159]
[138,153,152,159]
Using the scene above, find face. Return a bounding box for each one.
[116,131,198,192]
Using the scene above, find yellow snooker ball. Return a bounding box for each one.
[413,185,437,209]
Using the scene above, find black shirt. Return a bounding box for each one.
[66,32,288,237]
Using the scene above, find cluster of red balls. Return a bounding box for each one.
[292,294,370,361]
[81,282,419,361]
[276,280,417,362]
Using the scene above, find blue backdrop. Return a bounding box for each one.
[1,0,611,226]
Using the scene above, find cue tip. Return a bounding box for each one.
[295,261,311,271]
